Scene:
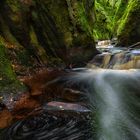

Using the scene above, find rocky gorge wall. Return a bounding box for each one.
[0,0,98,67]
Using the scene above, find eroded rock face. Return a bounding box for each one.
[0,0,97,66]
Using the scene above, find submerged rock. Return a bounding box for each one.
[47,101,90,112]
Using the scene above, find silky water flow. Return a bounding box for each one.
[0,69,140,140]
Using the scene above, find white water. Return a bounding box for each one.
[68,69,140,140]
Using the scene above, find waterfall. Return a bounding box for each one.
[68,69,140,140]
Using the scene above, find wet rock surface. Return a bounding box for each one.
[1,48,140,139]
[0,109,13,128]
[0,110,93,140]
[0,69,90,130]
[88,48,140,69]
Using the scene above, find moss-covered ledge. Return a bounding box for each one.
[0,44,26,105]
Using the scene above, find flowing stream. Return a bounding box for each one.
[69,69,140,140]
[0,48,140,140]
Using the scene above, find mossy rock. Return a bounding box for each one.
[0,0,97,67]
[0,44,26,96]
[117,0,140,46]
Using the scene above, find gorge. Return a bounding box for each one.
[0,0,140,140]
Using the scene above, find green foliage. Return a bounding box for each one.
[117,0,140,46]
[76,1,94,37]
[117,0,138,36]
[93,0,127,40]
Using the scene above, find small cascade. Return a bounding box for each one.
[88,47,140,69]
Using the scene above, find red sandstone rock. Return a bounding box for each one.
[0,109,13,128]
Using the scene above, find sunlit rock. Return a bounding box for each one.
[88,48,140,69]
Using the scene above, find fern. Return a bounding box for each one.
[93,0,128,40]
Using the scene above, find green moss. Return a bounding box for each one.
[29,26,47,62]
[0,16,22,46]
[0,44,26,95]
[76,2,92,36]
[6,0,20,13]
[5,0,22,23]
[0,0,96,67]
[16,49,32,66]
[117,0,140,46]
[63,31,73,47]
[117,0,137,36]
[45,0,71,37]
[0,45,16,82]
[47,56,65,67]
[44,0,95,44]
